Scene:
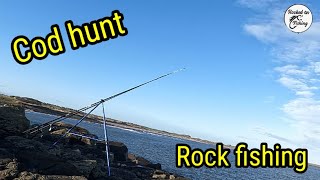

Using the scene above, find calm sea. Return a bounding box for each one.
[26,111,319,180]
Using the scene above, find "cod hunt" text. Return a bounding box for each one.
[11,10,128,65]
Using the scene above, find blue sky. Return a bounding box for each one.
[1,1,319,164]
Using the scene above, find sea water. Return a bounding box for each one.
[26,111,319,180]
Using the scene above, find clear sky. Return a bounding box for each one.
[1,1,319,164]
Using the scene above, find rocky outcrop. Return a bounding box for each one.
[128,154,161,170]
[97,141,128,162]
[49,122,98,146]
[0,106,30,137]
[0,106,189,180]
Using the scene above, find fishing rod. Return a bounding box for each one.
[24,68,185,135]
[24,102,101,134]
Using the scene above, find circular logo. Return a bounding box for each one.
[284,4,313,33]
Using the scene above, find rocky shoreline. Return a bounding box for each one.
[0,105,189,180]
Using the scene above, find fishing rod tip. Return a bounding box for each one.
[173,68,187,73]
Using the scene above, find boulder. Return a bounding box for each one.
[70,160,97,177]
[0,106,30,137]
[52,122,90,134]
[97,141,128,162]
[134,156,161,170]
[135,156,150,166]
[147,163,161,170]
[109,141,128,162]
[4,136,82,176]
[50,123,98,146]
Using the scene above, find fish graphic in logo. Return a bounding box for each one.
[284,4,312,33]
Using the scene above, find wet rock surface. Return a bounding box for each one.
[0,106,189,180]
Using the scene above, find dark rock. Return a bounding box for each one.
[5,136,45,151]
[110,167,138,180]
[128,154,161,169]
[61,148,83,161]
[135,156,150,166]
[76,146,105,160]
[19,150,80,176]
[125,166,154,179]
[154,170,166,175]
[70,160,97,177]
[147,163,161,170]
[15,171,88,180]
[4,136,81,176]
[0,106,30,137]
[109,141,128,162]
[97,141,128,162]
